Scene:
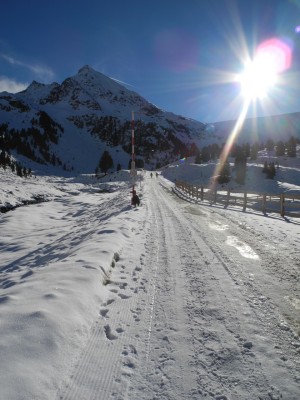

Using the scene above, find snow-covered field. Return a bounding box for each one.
[0,157,299,399]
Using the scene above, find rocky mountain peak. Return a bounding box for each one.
[78,65,96,75]
[74,65,125,95]
[0,65,210,173]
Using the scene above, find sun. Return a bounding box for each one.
[237,58,278,100]
[237,37,292,101]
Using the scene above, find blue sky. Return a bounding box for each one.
[1,0,300,122]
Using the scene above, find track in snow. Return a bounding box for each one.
[57,177,300,400]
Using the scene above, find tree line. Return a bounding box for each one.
[0,110,72,174]
[0,150,32,177]
[194,137,299,185]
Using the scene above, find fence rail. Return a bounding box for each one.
[175,180,300,218]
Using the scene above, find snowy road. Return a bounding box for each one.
[59,176,299,399]
[1,174,299,400]
[126,177,299,400]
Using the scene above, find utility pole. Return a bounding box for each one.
[130,111,138,205]
[131,111,136,175]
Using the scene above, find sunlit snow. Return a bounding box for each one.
[0,152,299,399]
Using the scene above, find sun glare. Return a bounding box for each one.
[238,59,278,99]
[237,37,292,100]
[211,37,293,190]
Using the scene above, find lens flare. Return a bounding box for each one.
[154,29,199,73]
[214,98,250,180]
[212,37,293,187]
[238,60,277,99]
[256,38,292,73]
[237,38,292,101]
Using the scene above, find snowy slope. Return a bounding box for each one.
[162,148,300,196]
[1,148,300,212]
[0,66,209,173]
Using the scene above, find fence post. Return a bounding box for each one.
[243,192,247,212]
[280,193,285,217]
[262,193,266,213]
[176,182,291,218]
[226,190,230,207]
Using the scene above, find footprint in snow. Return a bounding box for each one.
[103,298,115,307]
[100,308,109,318]
[122,344,137,356]
[118,293,131,300]
[104,324,118,340]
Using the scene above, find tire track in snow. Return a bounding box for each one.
[183,205,300,378]
[148,181,299,399]
[56,179,299,400]
[134,179,200,399]
[145,200,160,364]
[173,186,300,398]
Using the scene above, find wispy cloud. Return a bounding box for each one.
[1,54,54,81]
[0,76,29,93]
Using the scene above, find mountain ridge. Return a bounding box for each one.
[0,65,209,173]
[0,65,299,174]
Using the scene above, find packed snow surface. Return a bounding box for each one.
[0,161,299,400]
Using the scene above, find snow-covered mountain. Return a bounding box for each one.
[0,65,213,173]
[1,65,300,174]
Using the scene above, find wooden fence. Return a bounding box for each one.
[175,180,300,218]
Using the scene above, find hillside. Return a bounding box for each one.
[1,65,300,176]
[0,66,211,174]
[212,112,300,144]
[1,145,300,215]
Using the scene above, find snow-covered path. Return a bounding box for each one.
[59,176,299,399]
[119,176,299,400]
[1,173,299,400]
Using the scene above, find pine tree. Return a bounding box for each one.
[0,150,6,167]
[235,151,247,184]
[287,136,296,157]
[266,162,276,179]
[16,164,23,177]
[98,150,114,175]
[217,159,230,184]
[262,161,268,173]
[195,150,202,164]
[266,139,274,151]
[250,142,259,160]
[276,141,285,156]
[201,146,211,162]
